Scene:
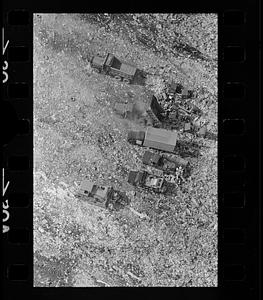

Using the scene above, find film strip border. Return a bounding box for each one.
[2,10,32,295]
[2,9,260,299]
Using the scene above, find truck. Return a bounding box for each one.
[127,126,200,157]
[127,170,168,193]
[142,150,191,178]
[90,53,138,84]
[76,180,130,210]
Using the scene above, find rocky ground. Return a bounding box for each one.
[33,13,218,287]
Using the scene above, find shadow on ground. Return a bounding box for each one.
[132,70,147,86]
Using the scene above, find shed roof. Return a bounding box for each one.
[128,130,145,142]
[145,95,165,113]
[80,180,95,193]
[128,171,145,185]
[142,151,161,164]
[144,127,178,152]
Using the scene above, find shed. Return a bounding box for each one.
[143,127,178,152]
[142,151,161,165]
[128,171,145,185]
[80,180,95,194]
[127,130,145,142]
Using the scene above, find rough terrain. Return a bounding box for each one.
[33,13,218,287]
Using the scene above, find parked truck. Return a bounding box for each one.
[142,150,191,178]
[76,180,130,210]
[127,126,200,157]
[127,170,168,193]
[90,53,138,84]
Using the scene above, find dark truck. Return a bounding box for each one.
[142,150,191,178]
[127,126,200,157]
[76,180,130,210]
[90,53,137,83]
[127,170,168,193]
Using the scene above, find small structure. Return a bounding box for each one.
[127,170,167,193]
[127,127,178,153]
[127,126,200,158]
[91,53,137,83]
[144,95,165,126]
[76,180,130,210]
[144,127,178,152]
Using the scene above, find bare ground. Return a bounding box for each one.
[33,13,217,287]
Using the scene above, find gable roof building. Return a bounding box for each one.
[144,127,178,152]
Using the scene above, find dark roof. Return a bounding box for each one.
[128,130,145,141]
[143,127,177,152]
[128,171,145,185]
[167,154,189,166]
[142,151,161,164]
[128,171,137,184]
[142,151,152,164]
[152,96,165,113]
[168,82,182,93]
